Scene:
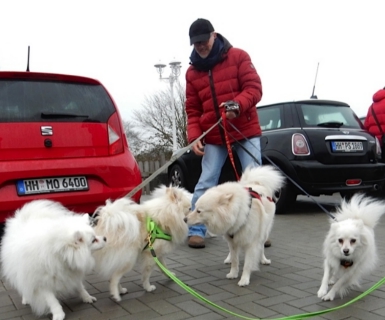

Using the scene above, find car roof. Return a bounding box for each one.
[0,71,101,85]
[258,99,350,108]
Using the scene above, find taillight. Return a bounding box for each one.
[292,133,310,155]
[107,113,124,155]
[346,179,362,186]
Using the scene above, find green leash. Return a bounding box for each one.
[150,246,385,320]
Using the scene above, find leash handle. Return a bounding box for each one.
[221,112,240,181]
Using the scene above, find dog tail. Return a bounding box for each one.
[240,165,285,196]
[336,193,385,229]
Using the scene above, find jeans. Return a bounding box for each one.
[188,136,262,238]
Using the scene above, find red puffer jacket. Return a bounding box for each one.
[185,35,262,145]
[364,88,385,145]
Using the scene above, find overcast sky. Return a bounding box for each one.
[1,0,384,120]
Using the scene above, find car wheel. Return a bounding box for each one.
[275,183,297,214]
[169,164,186,189]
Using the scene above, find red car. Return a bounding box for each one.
[0,71,142,224]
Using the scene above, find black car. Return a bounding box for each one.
[168,99,385,214]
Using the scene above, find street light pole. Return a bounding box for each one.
[154,60,181,152]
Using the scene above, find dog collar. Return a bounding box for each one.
[340,259,353,268]
[143,216,172,251]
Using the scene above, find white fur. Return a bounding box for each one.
[185,165,285,286]
[0,200,106,320]
[92,185,191,301]
[317,193,385,301]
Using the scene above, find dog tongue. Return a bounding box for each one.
[340,259,353,268]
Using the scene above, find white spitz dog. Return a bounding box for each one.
[92,185,191,301]
[185,165,285,287]
[0,199,106,320]
[317,193,385,301]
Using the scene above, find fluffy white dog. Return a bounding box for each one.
[317,193,385,301]
[0,199,106,320]
[185,165,285,286]
[92,185,191,301]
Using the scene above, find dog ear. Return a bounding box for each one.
[73,230,84,245]
[331,222,339,230]
[82,214,91,224]
[219,193,233,205]
[166,187,180,203]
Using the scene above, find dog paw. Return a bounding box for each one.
[83,295,97,303]
[237,277,250,287]
[226,271,238,279]
[119,287,128,294]
[111,294,122,302]
[328,279,335,285]
[321,292,335,301]
[52,311,65,320]
[21,296,29,305]
[261,257,271,265]
[317,287,328,298]
[144,284,156,292]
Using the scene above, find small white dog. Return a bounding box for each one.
[0,199,106,320]
[92,185,191,301]
[185,165,285,286]
[317,193,385,301]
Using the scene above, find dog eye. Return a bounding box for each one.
[197,210,201,214]
[350,239,356,244]
[338,239,343,244]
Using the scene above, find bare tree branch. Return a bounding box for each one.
[130,81,188,154]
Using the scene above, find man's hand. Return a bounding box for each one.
[220,101,240,119]
[192,140,205,156]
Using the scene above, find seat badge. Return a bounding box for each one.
[41,126,53,136]
[342,131,349,135]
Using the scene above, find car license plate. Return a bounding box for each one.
[331,141,363,152]
[16,176,89,195]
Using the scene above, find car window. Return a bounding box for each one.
[258,106,282,130]
[300,103,361,128]
[0,80,116,123]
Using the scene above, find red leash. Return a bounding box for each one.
[221,112,240,181]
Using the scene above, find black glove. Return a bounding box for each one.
[223,101,240,117]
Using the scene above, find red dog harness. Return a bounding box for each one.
[247,187,274,203]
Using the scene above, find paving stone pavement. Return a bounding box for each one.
[1,194,385,320]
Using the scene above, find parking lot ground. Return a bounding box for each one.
[1,194,385,320]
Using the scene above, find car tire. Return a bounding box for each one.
[169,164,186,189]
[275,183,297,214]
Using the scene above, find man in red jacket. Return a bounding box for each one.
[364,87,385,161]
[186,18,264,248]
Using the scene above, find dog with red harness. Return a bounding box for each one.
[185,165,285,287]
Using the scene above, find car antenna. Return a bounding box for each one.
[310,62,319,99]
[26,46,30,72]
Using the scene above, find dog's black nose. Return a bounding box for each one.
[343,249,349,255]
[184,217,187,223]
[104,237,107,242]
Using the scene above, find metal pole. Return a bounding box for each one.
[170,77,177,152]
